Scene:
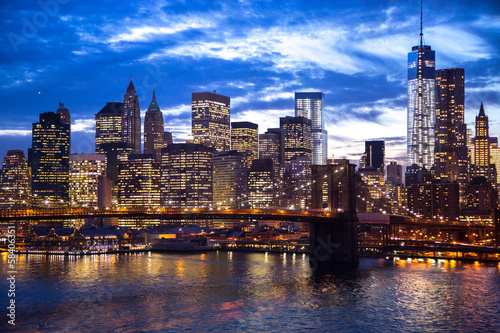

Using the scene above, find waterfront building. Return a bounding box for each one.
[31,112,70,207]
[407,6,436,169]
[213,151,247,209]
[408,181,460,221]
[161,143,213,208]
[118,154,160,207]
[122,80,141,154]
[231,121,258,168]
[69,154,107,208]
[463,177,498,214]
[280,116,312,165]
[295,92,327,165]
[248,159,274,208]
[0,150,29,209]
[192,92,230,151]
[144,91,164,160]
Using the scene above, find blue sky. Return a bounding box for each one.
[1,0,499,166]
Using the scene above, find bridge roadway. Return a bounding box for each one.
[0,208,493,229]
[0,207,344,223]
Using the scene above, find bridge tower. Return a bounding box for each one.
[310,164,359,264]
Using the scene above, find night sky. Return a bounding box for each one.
[1,0,499,166]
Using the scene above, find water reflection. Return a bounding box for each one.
[1,252,499,332]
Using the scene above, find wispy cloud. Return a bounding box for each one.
[72,119,95,133]
[0,129,31,136]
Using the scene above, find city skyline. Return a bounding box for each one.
[1,0,499,165]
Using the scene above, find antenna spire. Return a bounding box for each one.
[130,62,133,81]
[420,0,423,47]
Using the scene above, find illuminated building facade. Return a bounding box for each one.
[118,154,160,207]
[280,116,312,165]
[57,102,71,149]
[295,92,327,165]
[32,112,70,207]
[473,103,494,181]
[248,159,274,208]
[144,91,164,160]
[463,176,498,213]
[161,143,213,208]
[213,151,247,208]
[0,150,29,209]
[231,121,258,168]
[408,182,460,221]
[95,102,123,153]
[122,80,141,154]
[69,154,107,207]
[407,19,436,169]
[259,128,283,178]
[192,92,230,152]
[434,68,468,183]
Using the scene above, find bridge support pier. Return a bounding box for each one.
[310,164,359,265]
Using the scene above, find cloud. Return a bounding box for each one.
[72,118,95,133]
[0,129,31,136]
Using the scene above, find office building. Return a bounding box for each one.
[259,128,283,178]
[231,121,258,168]
[248,159,274,208]
[57,103,71,150]
[0,150,29,209]
[122,80,141,154]
[192,92,230,151]
[295,92,327,165]
[280,116,312,165]
[144,90,164,160]
[161,143,213,208]
[434,68,468,183]
[31,112,70,207]
[95,102,124,153]
[118,154,160,207]
[408,181,460,221]
[69,154,107,208]
[473,103,494,181]
[407,7,436,169]
[213,151,248,208]
[363,140,385,171]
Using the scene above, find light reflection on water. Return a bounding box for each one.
[1,252,500,332]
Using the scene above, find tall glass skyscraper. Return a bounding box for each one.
[407,10,435,169]
[295,92,327,165]
[192,92,230,152]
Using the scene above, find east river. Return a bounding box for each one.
[1,251,500,332]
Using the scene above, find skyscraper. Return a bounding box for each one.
[192,92,230,151]
[248,159,274,208]
[0,150,29,209]
[122,80,141,154]
[118,154,160,207]
[95,102,133,183]
[69,154,107,208]
[280,116,312,165]
[407,5,435,169]
[213,151,248,208]
[231,121,258,168]
[144,90,165,160]
[295,92,327,165]
[259,128,283,178]
[434,68,467,183]
[57,103,71,151]
[95,102,123,153]
[363,140,385,171]
[161,143,213,208]
[31,112,70,207]
[473,103,493,180]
